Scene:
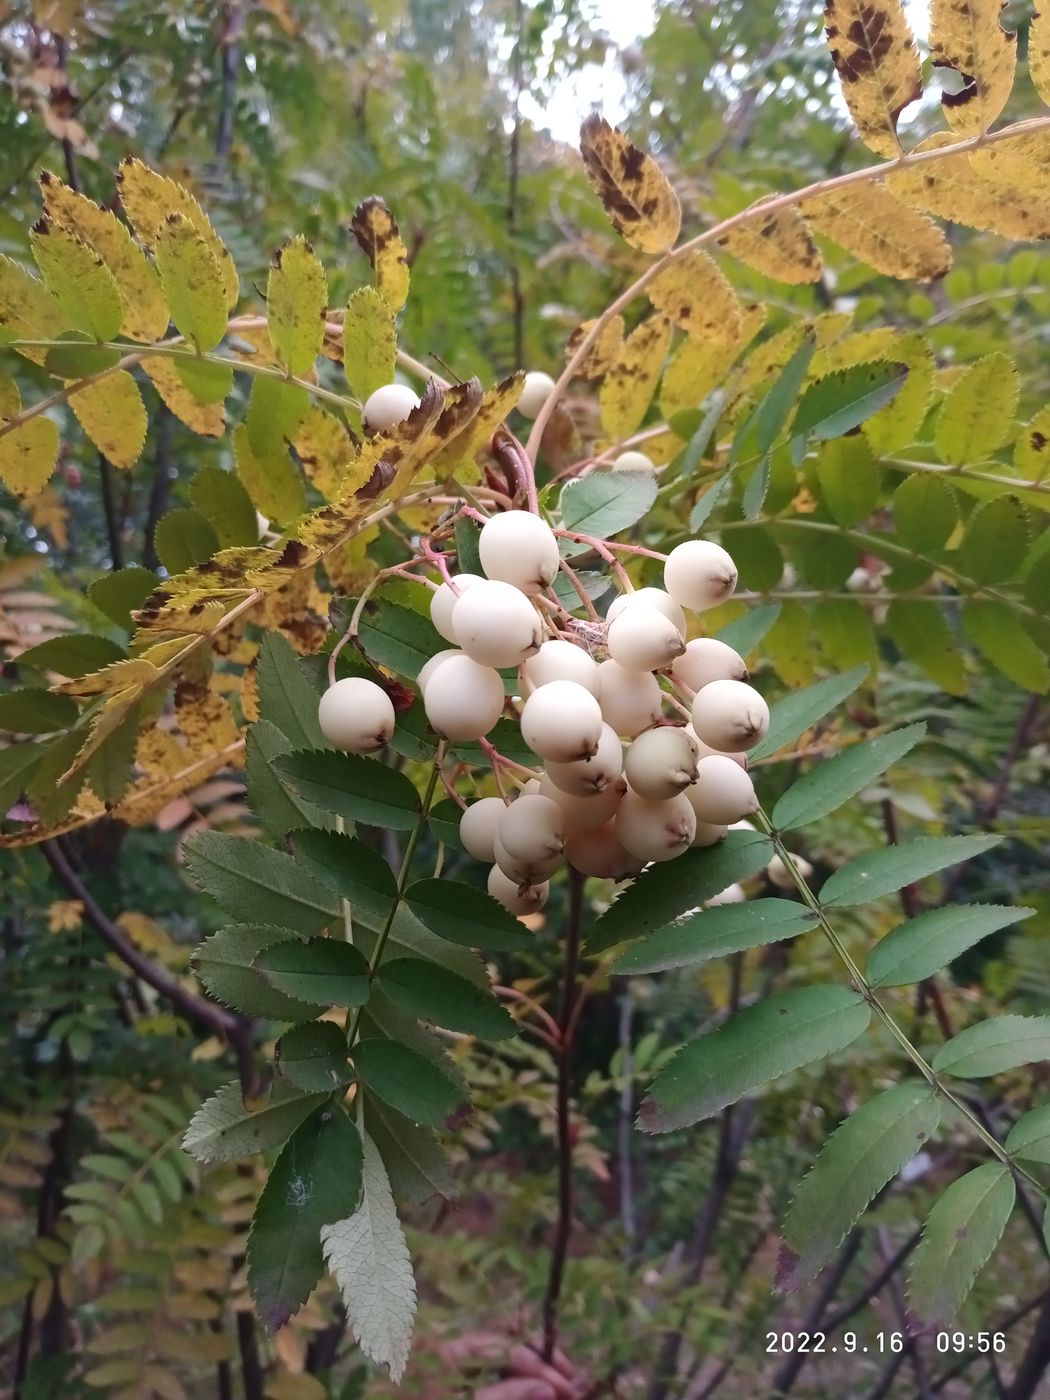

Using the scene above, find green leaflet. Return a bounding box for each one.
[254,937,371,1008]
[932,1014,1050,1078]
[193,925,324,1021]
[613,898,817,975]
[771,723,925,830]
[820,834,1001,908]
[183,1080,328,1164]
[292,829,396,918]
[558,469,657,541]
[908,1164,1015,1323]
[183,832,340,936]
[1005,1105,1050,1164]
[404,878,534,952]
[152,507,220,575]
[748,665,868,761]
[352,1039,464,1127]
[274,750,422,830]
[867,904,1035,987]
[277,1022,353,1093]
[376,957,517,1040]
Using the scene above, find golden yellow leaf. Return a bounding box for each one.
[599,314,672,439]
[646,250,742,343]
[343,285,396,400]
[154,213,228,353]
[234,422,307,525]
[1030,7,1050,105]
[116,157,239,308]
[293,404,355,500]
[929,0,1016,135]
[39,172,170,341]
[30,221,123,341]
[143,358,225,437]
[1014,403,1050,481]
[717,204,822,284]
[579,113,681,254]
[801,181,951,280]
[659,339,732,419]
[565,316,625,379]
[175,680,240,757]
[47,899,83,933]
[810,326,898,376]
[24,486,69,549]
[69,370,147,470]
[349,197,410,313]
[970,129,1050,189]
[863,331,935,454]
[267,236,327,376]
[0,417,60,496]
[887,132,1050,239]
[633,427,683,466]
[0,255,68,363]
[431,372,524,471]
[823,0,923,157]
[0,373,18,418]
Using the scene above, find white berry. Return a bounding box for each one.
[517,370,556,420]
[493,831,562,886]
[317,677,395,753]
[459,797,506,863]
[767,852,814,889]
[451,579,542,668]
[417,648,460,692]
[430,573,483,644]
[624,726,699,801]
[616,790,696,863]
[607,587,686,638]
[566,821,645,881]
[539,773,626,830]
[498,794,566,862]
[478,510,561,595]
[690,679,769,753]
[522,640,600,696]
[544,722,623,797]
[612,450,655,473]
[520,679,603,762]
[685,723,748,768]
[607,607,686,673]
[423,654,505,740]
[597,659,664,737]
[488,864,549,915]
[671,638,748,695]
[362,383,420,433]
[663,540,738,612]
[689,754,758,825]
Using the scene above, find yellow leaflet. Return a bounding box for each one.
[971,129,1050,189]
[810,327,897,377]
[293,403,355,501]
[0,255,68,362]
[343,286,397,400]
[863,332,935,454]
[733,324,809,402]
[69,370,148,470]
[823,0,923,157]
[0,372,19,417]
[1030,8,1050,106]
[579,113,681,254]
[174,681,240,757]
[143,358,224,437]
[24,485,69,549]
[764,600,816,687]
[153,214,228,354]
[234,422,307,525]
[646,250,742,344]
[1013,404,1050,481]
[30,221,123,342]
[636,427,683,466]
[599,314,673,440]
[431,373,524,472]
[929,0,1016,136]
[267,235,327,376]
[349,197,410,313]
[660,339,732,419]
[0,417,60,496]
[258,572,329,653]
[887,133,1050,240]
[801,182,951,280]
[565,316,625,379]
[117,157,239,308]
[717,204,823,284]
[935,351,1019,464]
[39,172,169,342]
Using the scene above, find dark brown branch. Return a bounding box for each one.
[214,3,244,162]
[506,0,525,371]
[931,1288,1050,1392]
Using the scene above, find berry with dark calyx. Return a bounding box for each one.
[544,722,623,796]
[663,540,738,612]
[362,382,420,433]
[616,790,696,863]
[459,796,507,863]
[607,607,686,672]
[688,754,758,824]
[318,677,396,753]
[430,573,483,643]
[539,773,626,829]
[451,579,543,668]
[566,821,645,881]
[423,654,505,740]
[492,831,562,887]
[671,637,748,695]
[497,794,566,862]
[607,587,686,638]
[520,679,603,762]
[521,639,601,696]
[690,679,769,753]
[478,510,561,595]
[597,659,664,737]
[624,725,699,801]
[517,370,556,420]
[488,864,549,915]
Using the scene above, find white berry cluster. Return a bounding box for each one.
[316,499,774,918]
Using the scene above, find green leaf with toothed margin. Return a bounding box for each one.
[819,834,1001,909]
[771,723,925,830]
[907,1164,1015,1324]
[749,665,869,761]
[867,904,1035,987]
[932,1015,1050,1078]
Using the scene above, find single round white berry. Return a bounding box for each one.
[767,852,814,889]
[597,659,664,737]
[690,679,769,753]
[459,796,506,863]
[685,722,748,768]
[493,831,563,887]
[451,579,542,668]
[611,450,655,473]
[417,648,461,692]
[423,654,505,740]
[566,821,645,881]
[517,370,556,420]
[616,790,696,863]
[488,864,549,916]
[498,794,566,863]
[706,882,745,907]
[430,573,484,644]
[607,587,686,638]
[544,722,623,797]
[689,754,758,825]
[317,677,395,753]
[539,773,626,830]
[671,638,748,695]
[730,819,757,832]
[478,510,561,595]
[685,805,728,848]
[520,679,603,763]
[362,383,420,433]
[521,639,600,697]
[607,607,686,673]
[663,540,738,612]
[624,726,699,801]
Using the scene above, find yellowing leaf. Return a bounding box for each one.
[117,157,239,308]
[647,250,742,344]
[1014,405,1050,481]
[343,286,396,401]
[599,314,672,440]
[30,221,123,342]
[143,358,224,437]
[810,326,897,377]
[1030,7,1050,105]
[267,236,327,376]
[660,339,735,419]
[929,0,1016,135]
[970,129,1050,190]
[0,373,20,417]
[154,214,228,353]
[69,371,148,470]
[717,203,822,284]
[824,0,923,157]
[431,372,524,472]
[0,417,60,495]
[349,198,410,313]
[887,133,1050,240]
[293,404,355,500]
[935,352,1019,464]
[801,182,951,280]
[863,332,935,454]
[0,256,67,362]
[39,172,169,342]
[565,315,625,379]
[234,422,307,525]
[579,113,681,254]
